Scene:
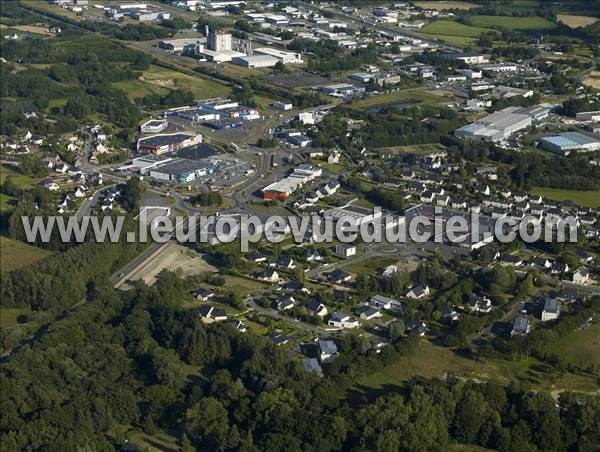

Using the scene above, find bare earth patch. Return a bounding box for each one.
[557,14,598,28]
[583,71,600,89]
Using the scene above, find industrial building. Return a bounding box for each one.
[320,83,365,98]
[140,119,168,134]
[538,132,600,156]
[136,133,201,155]
[253,47,303,64]
[261,164,322,200]
[455,107,532,142]
[232,54,279,68]
[576,111,600,122]
[169,98,260,122]
[158,38,205,52]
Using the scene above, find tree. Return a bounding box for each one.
[388,320,405,338]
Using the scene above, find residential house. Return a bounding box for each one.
[269,331,289,346]
[41,180,60,191]
[276,256,296,269]
[258,268,279,282]
[499,254,523,267]
[439,306,459,322]
[318,339,338,363]
[303,358,323,376]
[529,257,552,270]
[247,251,267,263]
[196,305,227,323]
[308,299,328,317]
[466,294,492,313]
[511,316,531,336]
[228,319,247,333]
[335,243,356,258]
[405,318,427,336]
[369,294,403,311]
[572,268,589,284]
[329,269,352,284]
[358,305,382,320]
[541,298,560,322]
[194,288,215,302]
[304,249,323,263]
[405,285,430,299]
[328,312,360,329]
[276,293,296,311]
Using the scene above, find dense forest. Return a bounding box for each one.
[1,271,598,451]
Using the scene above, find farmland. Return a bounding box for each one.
[413,1,478,10]
[0,236,52,273]
[546,323,600,368]
[557,14,599,29]
[353,340,600,397]
[582,71,600,89]
[468,15,556,31]
[422,20,491,44]
[530,187,600,208]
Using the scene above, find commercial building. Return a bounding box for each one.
[232,54,279,68]
[136,133,201,155]
[131,11,170,21]
[320,83,365,98]
[576,111,600,122]
[261,164,322,200]
[441,50,489,65]
[140,119,168,134]
[253,47,303,64]
[477,63,518,73]
[455,107,532,142]
[147,158,217,184]
[170,98,260,122]
[538,132,600,156]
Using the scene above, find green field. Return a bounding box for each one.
[116,64,231,101]
[0,165,39,188]
[0,236,52,273]
[353,340,599,396]
[547,323,600,368]
[0,307,31,329]
[0,193,15,211]
[469,15,556,30]
[422,19,491,38]
[345,256,398,275]
[530,187,600,208]
[350,88,455,109]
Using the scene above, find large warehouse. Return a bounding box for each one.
[147,158,218,184]
[232,54,278,68]
[538,132,600,157]
[455,106,532,142]
[136,133,202,155]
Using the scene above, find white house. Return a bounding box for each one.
[328,312,360,329]
[405,285,430,299]
[572,268,589,284]
[541,298,560,322]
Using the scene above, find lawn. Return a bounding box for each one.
[345,256,398,275]
[547,323,600,368]
[353,340,599,397]
[0,236,52,273]
[0,308,31,329]
[469,15,556,31]
[557,14,598,28]
[218,275,270,297]
[529,187,600,208]
[0,193,15,211]
[414,1,478,10]
[422,20,491,38]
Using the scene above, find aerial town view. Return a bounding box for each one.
[0,0,599,450]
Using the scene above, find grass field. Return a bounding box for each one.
[469,15,556,30]
[414,1,478,10]
[557,14,599,28]
[0,308,31,329]
[422,20,491,37]
[114,64,231,101]
[353,340,599,396]
[0,193,15,211]
[530,187,600,208]
[547,323,600,368]
[218,275,269,297]
[345,256,398,275]
[0,165,38,188]
[0,236,52,273]
[350,89,454,109]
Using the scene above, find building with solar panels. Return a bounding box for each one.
[538,132,600,157]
